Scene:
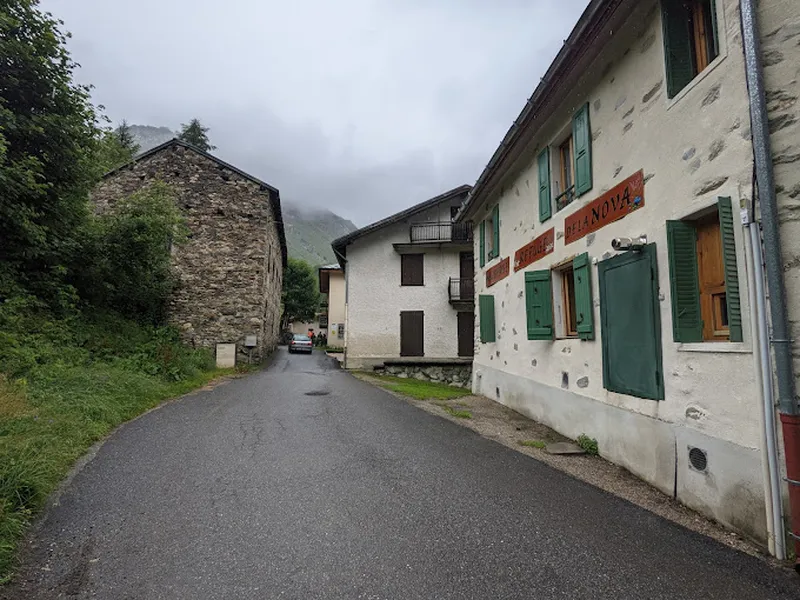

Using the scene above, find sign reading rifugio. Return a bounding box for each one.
[564,170,645,244]
[485,257,510,288]
[514,227,555,272]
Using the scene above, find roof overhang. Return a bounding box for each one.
[457,0,632,222]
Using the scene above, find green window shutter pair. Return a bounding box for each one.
[525,253,595,341]
[479,295,496,343]
[573,253,595,340]
[661,0,696,98]
[479,221,486,268]
[572,104,593,197]
[538,149,551,223]
[666,197,743,342]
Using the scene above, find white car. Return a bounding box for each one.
[288,334,313,354]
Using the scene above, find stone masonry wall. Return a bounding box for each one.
[759,2,800,407]
[382,364,472,388]
[92,143,283,360]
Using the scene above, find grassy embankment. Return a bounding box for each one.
[0,300,235,581]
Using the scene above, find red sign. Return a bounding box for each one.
[486,257,510,288]
[564,170,645,244]
[514,228,555,272]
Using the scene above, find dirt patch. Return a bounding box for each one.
[353,372,782,566]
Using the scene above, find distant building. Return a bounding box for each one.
[319,264,346,348]
[92,139,287,360]
[332,186,473,386]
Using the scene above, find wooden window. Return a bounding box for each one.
[401,254,424,286]
[666,197,742,343]
[551,253,594,340]
[555,136,575,212]
[479,295,496,343]
[662,0,720,98]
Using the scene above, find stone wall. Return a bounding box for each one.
[92,142,284,360]
[759,2,800,408]
[382,364,472,388]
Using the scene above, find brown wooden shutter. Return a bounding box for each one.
[400,311,424,356]
[401,254,424,286]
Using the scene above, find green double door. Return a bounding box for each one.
[598,244,664,401]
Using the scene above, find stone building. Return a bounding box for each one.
[93,139,287,360]
[457,0,800,556]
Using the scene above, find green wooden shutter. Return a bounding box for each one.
[572,103,593,197]
[538,148,551,223]
[718,196,743,342]
[573,253,594,340]
[525,270,554,341]
[662,0,695,98]
[479,220,486,268]
[479,295,496,343]
[666,220,703,342]
[491,204,500,259]
[709,0,720,59]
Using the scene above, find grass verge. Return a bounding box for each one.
[364,374,469,401]
[518,440,547,449]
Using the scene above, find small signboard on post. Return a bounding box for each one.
[216,343,236,368]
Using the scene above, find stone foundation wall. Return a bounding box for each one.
[92,142,284,360]
[383,364,472,388]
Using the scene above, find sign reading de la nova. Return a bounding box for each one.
[564,170,645,244]
[486,257,510,288]
[514,227,555,272]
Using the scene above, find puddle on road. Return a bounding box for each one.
[304,390,330,396]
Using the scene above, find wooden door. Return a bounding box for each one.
[457,312,474,357]
[400,311,424,357]
[459,252,474,300]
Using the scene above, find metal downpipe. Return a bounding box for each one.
[739,0,800,567]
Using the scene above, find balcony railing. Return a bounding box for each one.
[448,278,474,304]
[410,221,473,244]
[555,185,576,212]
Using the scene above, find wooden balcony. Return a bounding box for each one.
[448,278,475,308]
[409,221,473,244]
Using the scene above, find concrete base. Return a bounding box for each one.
[473,363,767,545]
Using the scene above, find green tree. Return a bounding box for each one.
[0,0,100,303]
[94,122,139,176]
[177,118,216,152]
[281,259,320,328]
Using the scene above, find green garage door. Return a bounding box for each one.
[598,244,664,400]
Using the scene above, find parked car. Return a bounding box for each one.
[288,334,313,354]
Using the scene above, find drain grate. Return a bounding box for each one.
[688,446,708,473]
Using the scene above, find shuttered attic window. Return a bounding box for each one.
[662,0,720,98]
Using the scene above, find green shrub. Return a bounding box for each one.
[577,434,599,456]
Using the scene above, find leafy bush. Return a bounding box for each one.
[577,434,599,456]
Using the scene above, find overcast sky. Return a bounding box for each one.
[41,0,589,226]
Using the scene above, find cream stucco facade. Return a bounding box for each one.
[322,267,347,347]
[464,0,775,544]
[336,188,473,370]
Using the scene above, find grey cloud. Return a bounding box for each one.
[41,0,590,225]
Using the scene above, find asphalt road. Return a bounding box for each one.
[4,349,799,599]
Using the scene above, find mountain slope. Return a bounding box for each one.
[129,125,175,153]
[282,204,357,266]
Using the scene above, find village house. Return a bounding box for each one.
[93,139,287,361]
[457,0,800,557]
[331,186,474,386]
[318,264,346,348]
